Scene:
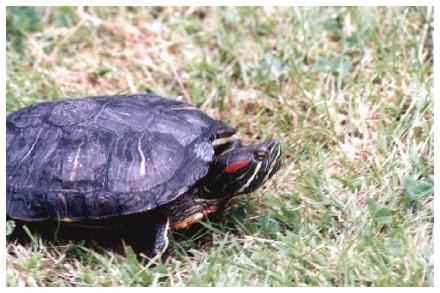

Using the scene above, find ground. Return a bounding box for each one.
[6,7,433,286]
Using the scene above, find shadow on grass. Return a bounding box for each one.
[7,200,251,263]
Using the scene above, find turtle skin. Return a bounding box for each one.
[7,94,236,255]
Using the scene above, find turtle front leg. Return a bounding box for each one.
[124,213,170,258]
[149,217,170,257]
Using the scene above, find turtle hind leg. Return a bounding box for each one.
[123,212,170,259]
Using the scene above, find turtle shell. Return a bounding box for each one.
[7,94,236,221]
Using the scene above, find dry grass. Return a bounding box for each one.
[6,6,433,286]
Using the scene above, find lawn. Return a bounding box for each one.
[6,6,433,286]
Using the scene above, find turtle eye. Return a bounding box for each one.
[254,150,268,161]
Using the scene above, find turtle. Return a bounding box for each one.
[7,93,282,257]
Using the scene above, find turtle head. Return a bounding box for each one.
[201,139,282,199]
[168,139,282,231]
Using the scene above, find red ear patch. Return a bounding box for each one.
[224,160,250,174]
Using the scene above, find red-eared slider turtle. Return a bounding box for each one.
[7,94,282,257]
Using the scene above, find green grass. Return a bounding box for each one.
[6,6,433,286]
